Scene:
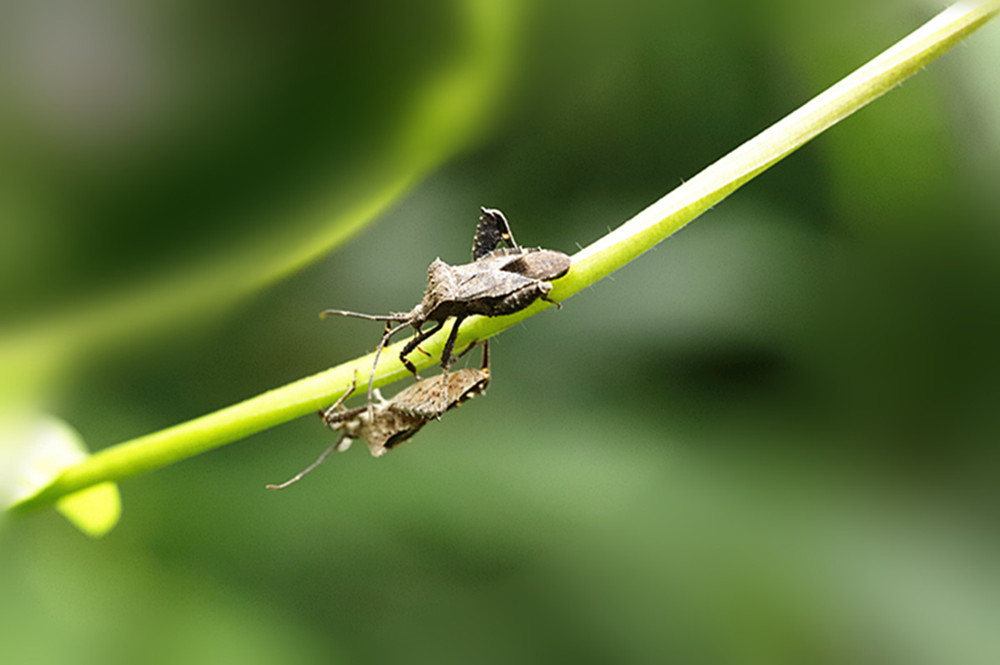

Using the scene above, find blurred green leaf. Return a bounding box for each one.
[54,482,121,538]
[0,0,521,397]
[1,413,121,536]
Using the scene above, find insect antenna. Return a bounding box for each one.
[266,435,349,490]
[320,309,409,322]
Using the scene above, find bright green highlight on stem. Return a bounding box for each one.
[10,1,998,514]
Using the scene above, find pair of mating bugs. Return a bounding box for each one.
[268,208,572,489]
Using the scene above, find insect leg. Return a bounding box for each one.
[318,370,358,422]
[455,337,490,374]
[455,337,483,360]
[479,338,490,372]
[399,321,445,379]
[436,315,466,415]
[440,315,466,371]
[320,405,366,427]
[366,320,412,416]
[265,434,350,490]
[539,291,563,309]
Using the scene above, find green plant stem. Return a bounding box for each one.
[11,1,998,513]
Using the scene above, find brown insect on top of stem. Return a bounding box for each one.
[321,207,570,413]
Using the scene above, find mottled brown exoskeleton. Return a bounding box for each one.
[265,343,490,489]
[322,207,571,410]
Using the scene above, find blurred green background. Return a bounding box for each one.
[3,1,1000,663]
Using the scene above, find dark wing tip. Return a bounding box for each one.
[473,207,518,259]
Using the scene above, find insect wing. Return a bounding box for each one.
[359,409,427,457]
[500,249,571,281]
[473,207,519,259]
[380,421,427,452]
[390,369,489,419]
[387,374,451,419]
[448,260,538,301]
